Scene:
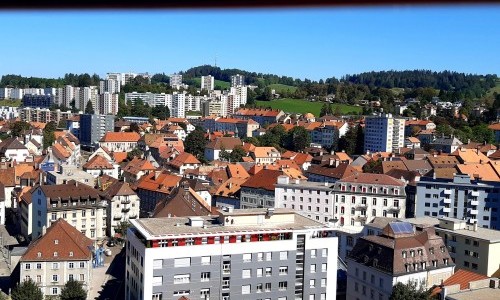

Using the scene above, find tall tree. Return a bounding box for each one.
[286,126,311,151]
[336,125,357,155]
[43,121,57,149]
[60,278,86,300]
[85,100,95,114]
[11,278,43,300]
[354,124,365,155]
[10,121,31,138]
[229,145,247,162]
[152,105,170,120]
[390,280,431,300]
[184,128,207,160]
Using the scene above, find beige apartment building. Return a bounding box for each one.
[19,219,93,297]
[435,217,500,277]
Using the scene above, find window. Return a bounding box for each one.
[173,274,190,284]
[79,262,85,268]
[152,293,162,300]
[321,278,327,287]
[52,262,59,270]
[321,263,327,272]
[52,288,58,295]
[36,275,41,283]
[279,281,287,291]
[280,251,288,260]
[242,269,251,278]
[24,263,31,270]
[266,267,272,276]
[310,279,316,288]
[265,252,272,261]
[68,262,74,269]
[152,276,163,286]
[322,248,328,257]
[279,266,288,275]
[200,288,210,298]
[311,264,316,273]
[201,272,210,282]
[243,253,252,262]
[201,256,211,265]
[242,285,251,294]
[153,259,162,269]
[379,278,384,288]
[36,263,41,269]
[80,274,85,281]
[311,249,317,257]
[52,275,58,282]
[472,263,478,270]
[174,258,191,267]
[257,252,264,261]
[257,268,263,277]
[256,283,263,293]
[265,283,271,292]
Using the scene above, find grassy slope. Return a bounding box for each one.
[268,84,297,94]
[0,99,21,107]
[191,78,230,90]
[256,98,361,116]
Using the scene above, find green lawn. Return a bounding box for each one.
[256,98,362,116]
[0,99,21,107]
[268,84,297,94]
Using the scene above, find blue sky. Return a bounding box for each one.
[1,6,499,81]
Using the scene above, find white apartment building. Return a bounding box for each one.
[347,222,455,300]
[202,99,227,117]
[169,74,183,89]
[331,173,406,227]
[0,106,19,120]
[231,74,245,87]
[99,79,120,94]
[11,88,24,99]
[172,93,186,118]
[364,113,405,153]
[126,208,338,300]
[75,86,98,111]
[0,87,12,99]
[99,92,119,115]
[230,85,248,105]
[275,176,335,224]
[107,72,151,86]
[201,75,215,91]
[24,88,45,95]
[30,181,108,241]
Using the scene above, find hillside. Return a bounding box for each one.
[256,98,361,116]
[268,84,297,94]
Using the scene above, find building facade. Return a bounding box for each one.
[364,113,405,153]
[126,208,338,300]
[79,114,115,149]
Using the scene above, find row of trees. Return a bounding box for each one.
[116,99,170,120]
[0,73,101,88]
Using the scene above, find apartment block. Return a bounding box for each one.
[79,114,115,149]
[125,208,338,300]
[415,174,500,229]
[364,113,405,153]
[275,176,334,224]
[201,75,215,91]
[172,93,186,118]
[231,74,245,87]
[99,79,120,94]
[332,173,406,227]
[30,181,108,241]
[99,92,119,115]
[347,221,454,300]
[22,94,54,108]
[169,74,183,88]
[434,217,500,277]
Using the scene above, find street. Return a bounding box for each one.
[89,244,126,300]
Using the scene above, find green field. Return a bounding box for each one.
[487,79,500,95]
[256,98,362,116]
[268,84,297,94]
[0,99,21,107]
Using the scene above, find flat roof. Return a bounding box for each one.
[435,225,500,243]
[132,211,326,239]
[446,288,500,300]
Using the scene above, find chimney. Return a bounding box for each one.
[42,226,47,236]
[154,170,161,180]
[473,222,478,232]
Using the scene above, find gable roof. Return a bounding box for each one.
[21,219,92,262]
[451,148,490,164]
[83,154,114,170]
[431,269,489,296]
[456,163,500,182]
[40,181,101,200]
[153,185,211,218]
[122,157,156,175]
[241,169,283,191]
[136,170,182,194]
[205,137,243,150]
[252,147,280,158]
[100,132,140,143]
[0,137,27,151]
[306,162,359,180]
[169,152,201,169]
[339,173,405,186]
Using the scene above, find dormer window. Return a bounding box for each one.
[54,240,59,245]
[402,251,407,258]
[429,247,434,254]
[418,249,423,256]
[37,252,42,258]
[53,252,58,257]
[69,251,73,257]
[410,250,415,257]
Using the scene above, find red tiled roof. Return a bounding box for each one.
[241,169,283,191]
[112,152,128,163]
[169,152,201,169]
[431,269,489,296]
[136,170,182,194]
[21,219,92,262]
[83,155,114,170]
[339,173,405,186]
[100,132,140,142]
[235,108,282,117]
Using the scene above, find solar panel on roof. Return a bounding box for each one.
[389,222,413,234]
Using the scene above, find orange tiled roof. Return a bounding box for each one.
[235,108,282,117]
[226,164,250,179]
[136,170,182,193]
[457,163,500,181]
[169,152,201,169]
[451,148,490,164]
[21,219,92,262]
[83,155,114,170]
[431,269,489,296]
[100,132,140,142]
[488,123,500,131]
[112,152,128,163]
[122,157,156,175]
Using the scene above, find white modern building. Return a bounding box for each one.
[99,79,120,94]
[231,74,245,87]
[99,92,119,115]
[172,93,186,118]
[364,113,405,153]
[126,208,338,300]
[201,75,215,91]
[75,86,98,111]
[169,74,183,89]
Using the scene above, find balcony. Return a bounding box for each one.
[113,214,122,220]
[470,200,479,206]
[122,207,130,213]
[129,214,138,219]
[121,199,131,204]
[388,206,401,212]
[470,191,480,197]
[355,203,367,210]
[470,209,478,215]
[443,198,452,204]
[444,189,452,195]
[443,207,451,213]
[469,217,477,223]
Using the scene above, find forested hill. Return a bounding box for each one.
[340,70,497,92]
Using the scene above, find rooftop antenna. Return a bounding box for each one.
[214,53,217,67]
